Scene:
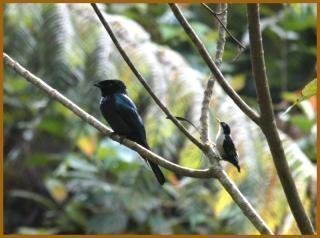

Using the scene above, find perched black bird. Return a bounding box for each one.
[94,79,165,185]
[215,119,241,172]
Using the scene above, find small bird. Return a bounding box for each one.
[215,119,241,172]
[94,79,165,185]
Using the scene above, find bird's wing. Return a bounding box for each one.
[114,93,148,147]
[223,135,238,159]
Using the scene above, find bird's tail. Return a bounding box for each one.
[148,160,166,185]
[140,143,165,185]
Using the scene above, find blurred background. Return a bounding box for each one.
[4,3,316,234]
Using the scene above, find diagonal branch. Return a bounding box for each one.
[201,3,246,50]
[90,3,205,151]
[247,4,314,234]
[169,3,260,126]
[3,52,214,179]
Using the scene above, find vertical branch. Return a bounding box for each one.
[200,3,227,144]
[214,3,228,69]
[169,3,260,126]
[200,77,214,143]
[247,4,314,234]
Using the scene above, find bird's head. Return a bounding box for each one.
[94,80,126,96]
[216,118,231,135]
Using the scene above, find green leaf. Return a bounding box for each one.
[45,178,68,203]
[66,154,98,173]
[17,227,59,235]
[290,115,313,133]
[282,79,316,115]
[65,201,87,227]
[26,153,50,167]
[86,211,128,234]
[10,189,56,209]
[37,117,65,137]
[300,78,317,100]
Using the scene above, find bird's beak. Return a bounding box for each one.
[93,82,100,88]
[237,165,241,173]
[215,117,221,123]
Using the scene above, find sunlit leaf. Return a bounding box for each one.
[76,134,97,157]
[230,74,246,91]
[45,178,68,203]
[179,142,202,169]
[213,189,233,215]
[300,78,317,99]
[282,79,316,115]
[17,227,59,235]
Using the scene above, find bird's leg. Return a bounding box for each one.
[118,135,126,144]
[110,132,126,144]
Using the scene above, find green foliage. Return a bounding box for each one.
[4,3,316,235]
[282,79,317,115]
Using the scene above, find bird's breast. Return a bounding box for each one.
[99,96,131,135]
[215,129,226,158]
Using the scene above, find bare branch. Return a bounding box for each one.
[204,147,273,234]
[90,3,205,151]
[214,3,228,68]
[200,77,214,143]
[169,3,260,126]
[216,169,273,234]
[202,3,246,50]
[200,3,227,143]
[247,4,314,234]
[3,52,215,179]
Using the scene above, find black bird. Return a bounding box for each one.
[94,79,165,185]
[215,119,241,172]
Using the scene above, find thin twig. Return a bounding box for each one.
[3,52,214,179]
[169,4,260,126]
[201,3,246,50]
[90,3,205,151]
[200,3,227,143]
[209,7,228,16]
[247,4,314,234]
[214,3,228,68]
[200,77,214,143]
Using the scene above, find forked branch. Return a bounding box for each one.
[169,3,260,126]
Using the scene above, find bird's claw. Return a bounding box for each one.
[110,132,117,139]
[119,136,125,144]
[110,132,126,144]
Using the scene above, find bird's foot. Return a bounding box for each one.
[110,132,127,144]
[110,132,117,139]
[119,136,126,144]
